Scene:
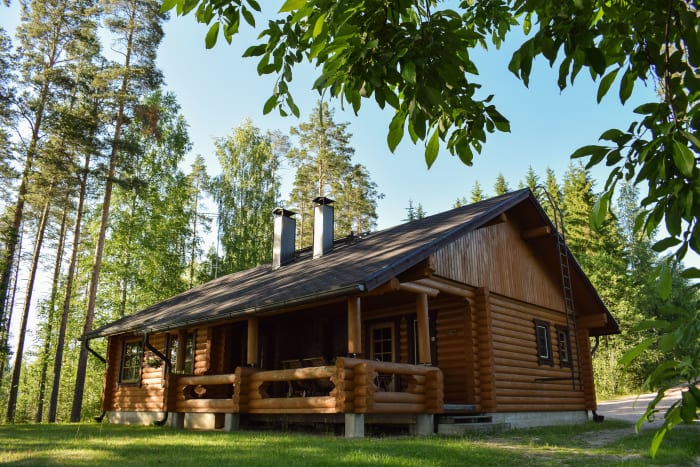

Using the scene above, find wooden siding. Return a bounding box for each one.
[435,302,473,405]
[488,293,587,412]
[434,221,564,311]
[105,333,168,412]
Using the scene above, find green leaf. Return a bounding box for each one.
[680,390,697,423]
[619,68,635,104]
[161,0,178,13]
[597,68,619,103]
[387,111,405,153]
[681,267,700,279]
[205,22,219,49]
[590,190,611,230]
[682,130,700,150]
[279,0,306,13]
[401,61,416,84]
[262,95,277,115]
[425,130,439,168]
[585,47,606,76]
[652,236,682,252]
[619,336,656,368]
[571,144,606,159]
[312,12,325,38]
[659,261,672,300]
[672,140,696,177]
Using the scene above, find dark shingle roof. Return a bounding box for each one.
[85,189,617,339]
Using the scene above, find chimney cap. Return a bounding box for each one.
[273,207,296,217]
[313,196,334,206]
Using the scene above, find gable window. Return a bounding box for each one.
[556,325,572,367]
[119,340,143,384]
[168,332,194,374]
[533,319,553,366]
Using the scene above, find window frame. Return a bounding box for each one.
[555,324,572,368]
[167,332,195,375]
[119,340,143,385]
[368,321,396,363]
[533,319,553,366]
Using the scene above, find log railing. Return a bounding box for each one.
[170,358,444,415]
[172,373,238,413]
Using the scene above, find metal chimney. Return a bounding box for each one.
[313,196,334,258]
[272,207,296,269]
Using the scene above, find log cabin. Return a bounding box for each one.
[84,189,618,436]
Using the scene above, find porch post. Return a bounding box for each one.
[247,317,259,366]
[347,296,362,357]
[416,293,431,364]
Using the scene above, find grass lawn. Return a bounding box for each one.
[1,420,698,466]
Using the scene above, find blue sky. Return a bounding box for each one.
[1,3,659,230]
[155,11,659,229]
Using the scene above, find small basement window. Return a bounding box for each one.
[533,319,553,366]
[119,340,143,384]
[556,325,572,368]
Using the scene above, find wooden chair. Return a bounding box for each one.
[301,356,335,396]
[280,359,309,397]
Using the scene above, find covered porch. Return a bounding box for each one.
[163,284,445,436]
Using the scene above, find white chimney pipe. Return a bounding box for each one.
[313,196,334,258]
[272,207,296,269]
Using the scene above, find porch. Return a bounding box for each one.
[167,357,443,436]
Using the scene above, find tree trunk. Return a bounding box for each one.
[35,194,69,422]
[49,151,90,423]
[70,14,135,422]
[6,187,53,422]
[0,222,24,388]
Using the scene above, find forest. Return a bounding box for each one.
[0,0,697,428]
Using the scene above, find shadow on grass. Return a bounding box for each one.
[1,420,698,466]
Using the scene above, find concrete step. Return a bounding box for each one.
[437,421,510,435]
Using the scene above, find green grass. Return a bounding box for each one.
[0,420,698,466]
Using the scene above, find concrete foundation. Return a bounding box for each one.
[224,413,240,431]
[410,414,435,436]
[490,410,588,429]
[344,414,364,438]
[107,411,166,426]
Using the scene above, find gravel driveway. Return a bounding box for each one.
[597,388,688,426]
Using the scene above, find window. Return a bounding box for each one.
[369,322,395,362]
[556,325,572,367]
[533,319,553,366]
[120,341,143,384]
[168,332,194,374]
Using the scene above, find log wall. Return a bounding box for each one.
[487,293,587,412]
[434,221,563,311]
[104,333,169,413]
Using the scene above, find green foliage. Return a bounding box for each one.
[287,102,381,246]
[208,119,281,276]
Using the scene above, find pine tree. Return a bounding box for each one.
[186,155,210,288]
[0,0,97,392]
[209,120,281,274]
[469,181,485,203]
[0,27,17,381]
[493,173,510,195]
[101,90,193,317]
[287,101,380,246]
[333,163,382,235]
[71,0,166,422]
[404,200,417,222]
